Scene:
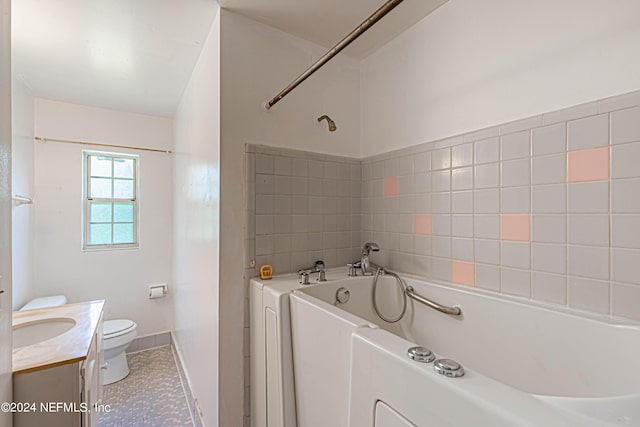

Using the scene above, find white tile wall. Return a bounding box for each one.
[358,90,640,321]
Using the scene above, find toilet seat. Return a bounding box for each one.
[104,319,136,338]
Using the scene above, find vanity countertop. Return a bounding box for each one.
[12,300,104,375]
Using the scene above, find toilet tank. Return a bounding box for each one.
[20,295,67,311]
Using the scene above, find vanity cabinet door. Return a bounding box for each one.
[81,323,101,427]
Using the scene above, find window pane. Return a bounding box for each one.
[90,202,112,223]
[113,223,134,244]
[114,179,134,199]
[114,158,134,179]
[114,203,134,222]
[90,178,112,198]
[89,224,112,245]
[90,156,112,177]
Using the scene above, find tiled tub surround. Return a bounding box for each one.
[361,93,640,321]
[246,145,363,275]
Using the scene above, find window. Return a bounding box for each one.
[83,151,139,249]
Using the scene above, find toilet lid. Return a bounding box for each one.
[104,319,136,337]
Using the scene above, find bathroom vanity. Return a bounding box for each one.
[12,300,105,427]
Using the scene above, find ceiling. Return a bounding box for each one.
[12,0,447,117]
[12,0,218,117]
[221,0,448,59]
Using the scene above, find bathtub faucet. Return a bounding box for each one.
[298,260,326,284]
[349,242,380,276]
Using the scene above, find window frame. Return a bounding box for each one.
[82,150,140,251]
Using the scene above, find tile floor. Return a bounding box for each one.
[99,346,194,427]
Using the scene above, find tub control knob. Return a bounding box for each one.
[433,359,464,377]
[407,346,435,363]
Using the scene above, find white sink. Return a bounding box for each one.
[13,318,76,349]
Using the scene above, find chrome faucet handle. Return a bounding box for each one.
[313,260,325,272]
[347,264,358,277]
[299,271,310,285]
[317,270,327,282]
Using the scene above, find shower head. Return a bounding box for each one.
[317,115,337,132]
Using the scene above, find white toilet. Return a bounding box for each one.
[20,295,137,385]
[103,319,137,385]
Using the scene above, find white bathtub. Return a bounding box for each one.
[252,268,640,426]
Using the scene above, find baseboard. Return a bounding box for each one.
[125,331,171,354]
[171,332,206,427]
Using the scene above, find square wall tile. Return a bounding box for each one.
[432,170,451,192]
[414,151,431,172]
[475,239,500,265]
[475,163,500,189]
[532,272,566,305]
[452,143,473,168]
[475,215,500,239]
[452,167,473,190]
[413,214,432,235]
[568,214,609,246]
[568,245,609,280]
[452,215,473,237]
[612,283,640,321]
[431,215,451,236]
[532,243,566,274]
[452,238,474,261]
[475,189,500,213]
[451,191,473,214]
[532,123,566,156]
[432,193,451,214]
[451,260,475,286]
[568,113,609,150]
[501,159,530,187]
[432,237,451,258]
[414,235,431,256]
[431,257,452,281]
[567,147,609,183]
[611,248,640,285]
[475,264,500,291]
[475,137,499,164]
[274,156,292,175]
[256,154,274,174]
[532,154,566,185]
[612,142,640,179]
[612,215,640,249]
[501,241,530,269]
[384,158,399,176]
[501,131,530,160]
[500,214,530,241]
[384,176,400,196]
[569,181,609,213]
[501,268,531,297]
[568,277,610,314]
[532,184,566,214]
[501,187,530,213]
[292,159,308,177]
[612,179,640,213]
[432,148,451,170]
[611,106,640,145]
[413,173,431,193]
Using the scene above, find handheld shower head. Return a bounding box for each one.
[317,115,337,132]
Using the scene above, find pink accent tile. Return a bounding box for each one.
[384,176,400,196]
[451,260,475,286]
[500,214,531,241]
[567,146,610,182]
[413,214,432,235]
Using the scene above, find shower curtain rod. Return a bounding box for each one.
[34,136,172,154]
[264,0,404,110]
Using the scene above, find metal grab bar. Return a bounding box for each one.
[405,286,461,316]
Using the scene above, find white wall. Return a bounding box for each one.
[11,77,34,309]
[0,0,13,420]
[361,0,640,156]
[219,10,362,425]
[172,8,220,426]
[32,99,173,337]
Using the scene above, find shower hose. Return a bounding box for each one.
[372,266,408,323]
